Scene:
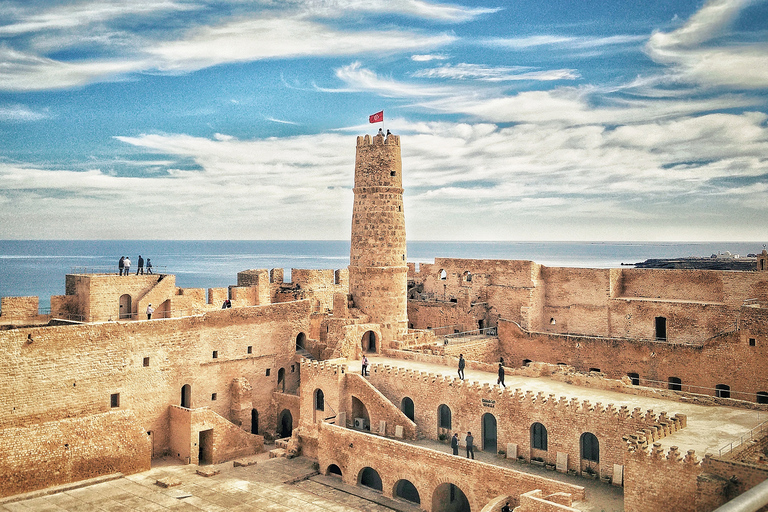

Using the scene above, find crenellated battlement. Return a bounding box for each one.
[626,438,700,467]
[301,359,349,378]
[369,363,685,429]
[356,134,400,147]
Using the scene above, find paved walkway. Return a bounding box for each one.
[358,356,766,457]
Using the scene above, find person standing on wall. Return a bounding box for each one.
[124,256,131,275]
[466,431,474,459]
[146,303,154,320]
[118,256,125,276]
[362,355,369,376]
[146,259,153,274]
[497,362,506,388]
[458,354,465,380]
[136,255,144,275]
[451,433,459,455]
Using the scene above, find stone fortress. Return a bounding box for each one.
[1,133,768,512]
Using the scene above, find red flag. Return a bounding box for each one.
[369,110,383,123]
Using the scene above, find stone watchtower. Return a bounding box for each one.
[348,133,408,348]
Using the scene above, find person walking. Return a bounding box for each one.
[362,355,369,376]
[451,433,459,455]
[501,502,511,512]
[497,362,506,388]
[458,354,465,380]
[146,259,153,274]
[466,432,474,459]
[136,255,144,275]
[123,256,131,275]
[118,256,125,276]
[146,303,154,320]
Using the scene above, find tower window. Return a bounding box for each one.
[211,393,217,401]
[247,346,253,354]
[143,357,150,367]
[212,350,218,359]
[110,393,120,408]
[749,338,756,346]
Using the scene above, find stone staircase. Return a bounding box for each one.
[269,437,291,458]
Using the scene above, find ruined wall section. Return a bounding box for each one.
[0,410,151,498]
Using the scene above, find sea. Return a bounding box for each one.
[0,240,763,311]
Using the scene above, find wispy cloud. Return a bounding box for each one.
[411,63,579,81]
[646,0,768,88]
[0,103,49,121]
[301,0,501,22]
[485,34,647,51]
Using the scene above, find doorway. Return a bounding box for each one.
[278,409,293,438]
[482,413,497,454]
[251,409,258,434]
[198,429,213,465]
[181,384,191,408]
[119,294,132,319]
[361,331,376,353]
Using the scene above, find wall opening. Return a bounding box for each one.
[181,384,191,408]
[668,377,682,391]
[655,316,667,340]
[522,359,532,366]
[251,409,258,434]
[432,483,470,512]
[438,404,452,430]
[278,409,293,438]
[296,332,307,350]
[278,367,285,393]
[110,393,120,408]
[361,331,377,353]
[119,294,132,319]
[359,467,383,491]
[352,396,370,430]
[482,412,497,453]
[757,392,768,404]
[401,397,415,421]
[198,429,213,465]
[327,464,342,477]
[715,384,731,398]
[394,479,420,504]
[580,432,599,463]
[749,338,756,346]
[627,372,640,385]
[531,422,548,451]
[439,269,447,280]
[462,271,472,282]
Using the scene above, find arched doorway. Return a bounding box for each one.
[180,384,191,408]
[351,396,370,430]
[277,367,285,393]
[327,464,342,477]
[119,294,132,319]
[361,331,377,353]
[432,482,470,512]
[401,397,415,421]
[296,332,306,351]
[394,479,420,504]
[438,404,451,430]
[278,409,293,438]
[359,467,383,491]
[251,409,258,434]
[580,432,599,474]
[314,389,325,422]
[482,413,497,454]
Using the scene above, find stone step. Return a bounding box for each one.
[275,438,290,449]
[269,448,286,459]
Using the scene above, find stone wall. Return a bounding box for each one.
[0,410,151,498]
[315,422,585,512]
[364,362,683,480]
[624,443,702,512]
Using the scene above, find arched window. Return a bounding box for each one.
[531,422,548,451]
[251,409,258,434]
[277,367,285,392]
[315,389,325,411]
[580,432,599,462]
[522,359,532,366]
[668,377,682,391]
[296,332,306,350]
[715,384,731,398]
[462,271,472,282]
[180,384,191,408]
[327,464,342,477]
[438,404,451,429]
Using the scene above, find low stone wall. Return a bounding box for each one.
[0,410,151,499]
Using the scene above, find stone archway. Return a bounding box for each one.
[361,331,377,353]
[432,482,470,512]
[278,409,293,438]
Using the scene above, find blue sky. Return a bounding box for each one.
[0,0,767,241]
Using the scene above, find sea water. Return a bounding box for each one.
[0,240,762,310]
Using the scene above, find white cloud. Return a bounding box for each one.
[646,0,768,88]
[411,54,449,62]
[0,103,49,121]
[411,63,579,81]
[485,34,646,51]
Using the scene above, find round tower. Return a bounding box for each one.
[348,133,408,348]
